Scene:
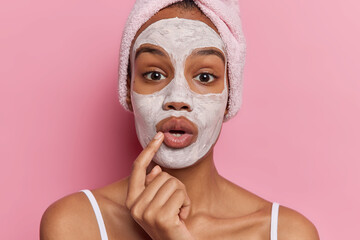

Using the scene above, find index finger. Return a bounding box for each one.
[127,132,164,205]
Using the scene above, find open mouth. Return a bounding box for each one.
[169,130,186,137]
[156,117,198,149]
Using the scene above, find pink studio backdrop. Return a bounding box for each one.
[1,0,359,239]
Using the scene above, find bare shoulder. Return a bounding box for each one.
[219,177,319,239]
[278,205,319,240]
[40,191,101,240]
[40,178,145,240]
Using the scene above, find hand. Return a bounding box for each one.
[126,132,194,240]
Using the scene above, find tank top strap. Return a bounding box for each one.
[80,189,109,240]
[270,202,280,240]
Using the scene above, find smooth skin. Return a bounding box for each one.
[40,5,320,240]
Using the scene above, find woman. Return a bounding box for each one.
[40,0,319,239]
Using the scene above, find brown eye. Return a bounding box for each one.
[194,73,217,83]
[143,71,166,81]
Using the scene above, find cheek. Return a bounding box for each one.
[188,91,228,134]
[131,90,164,123]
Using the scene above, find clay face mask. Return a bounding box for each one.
[131,18,228,169]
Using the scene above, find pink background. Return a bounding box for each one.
[1,0,359,239]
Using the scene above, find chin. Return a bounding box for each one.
[153,143,215,169]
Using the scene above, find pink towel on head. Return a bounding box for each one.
[118,0,246,121]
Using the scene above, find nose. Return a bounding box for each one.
[163,102,192,111]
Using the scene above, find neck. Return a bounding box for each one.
[161,148,224,215]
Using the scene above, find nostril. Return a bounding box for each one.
[168,105,176,110]
[164,102,192,111]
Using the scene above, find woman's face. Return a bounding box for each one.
[128,7,228,169]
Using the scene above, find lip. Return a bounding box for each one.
[156,116,198,149]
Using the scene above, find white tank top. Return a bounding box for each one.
[80,189,280,240]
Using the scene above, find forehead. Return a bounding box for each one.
[133,18,225,56]
[129,6,221,54]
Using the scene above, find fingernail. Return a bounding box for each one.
[152,165,162,174]
[154,132,163,140]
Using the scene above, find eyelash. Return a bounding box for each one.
[193,72,218,84]
[142,71,166,81]
[142,71,218,83]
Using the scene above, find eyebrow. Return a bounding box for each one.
[135,46,166,60]
[192,49,226,64]
[135,46,226,63]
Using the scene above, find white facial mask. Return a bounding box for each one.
[131,18,228,169]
